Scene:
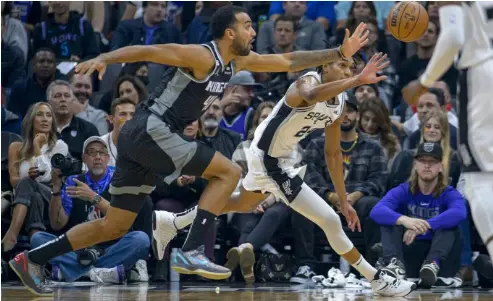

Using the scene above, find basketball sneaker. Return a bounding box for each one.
[371,270,416,297]
[420,260,439,288]
[8,251,53,296]
[152,211,178,260]
[382,257,407,279]
[171,245,231,280]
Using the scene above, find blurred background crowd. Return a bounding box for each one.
[1,1,492,287]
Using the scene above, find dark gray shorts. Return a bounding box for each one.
[109,109,215,212]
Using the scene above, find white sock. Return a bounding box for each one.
[173,206,197,229]
[352,256,378,281]
[289,184,354,254]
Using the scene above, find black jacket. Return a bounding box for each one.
[110,17,181,51]
[32,12,99,60]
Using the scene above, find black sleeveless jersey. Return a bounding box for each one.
[147,41,236,131]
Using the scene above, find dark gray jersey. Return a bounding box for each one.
[147,41,236,130]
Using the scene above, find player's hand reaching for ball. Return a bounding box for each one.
[75,56,108,80]
[341,22,370,59]
[340,201,361,233]
[357,52,390,84]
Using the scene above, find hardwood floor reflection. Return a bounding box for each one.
[2,282,492,301]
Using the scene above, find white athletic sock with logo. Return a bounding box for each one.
[173,206,197,229]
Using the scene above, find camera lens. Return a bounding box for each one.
[51,153,66,169]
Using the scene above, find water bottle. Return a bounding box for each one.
[169,248,180,282]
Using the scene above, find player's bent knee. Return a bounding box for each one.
[317,210,343,232]
[100,217,130,241]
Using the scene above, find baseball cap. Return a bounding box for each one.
[346,94,359,111]
[227,71,263,88]
[82,136,109,154]
[414,142,443,161]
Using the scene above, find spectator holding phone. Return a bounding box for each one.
[3,102,68,252]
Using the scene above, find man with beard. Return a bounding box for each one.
[219,71,261,140]
[70,74,108,135]
[10,6,371,295]
[155,53,419,296]
[46,80,99,161]
[200,98,242,159]
[304,94,388,270]
[371,142,466,288]
[7,48,66,118]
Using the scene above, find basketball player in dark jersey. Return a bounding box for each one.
[9,6,370,295]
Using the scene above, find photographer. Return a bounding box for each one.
[30,137,150,283]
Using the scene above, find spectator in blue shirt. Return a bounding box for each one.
[111,1,181,51]
[371,142,466,288]
[268,1,335,32]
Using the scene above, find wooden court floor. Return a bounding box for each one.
[1,281,492,301]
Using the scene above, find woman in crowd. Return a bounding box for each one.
[358,98,400,167]
[99,67,148,114]
[3,102,69,251]
[226,101,292,284]
[388,109,461,189]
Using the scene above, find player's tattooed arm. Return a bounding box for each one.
[286,74,361,108]
[238,22,369,73]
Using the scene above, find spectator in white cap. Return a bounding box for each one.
[30,136,151,284]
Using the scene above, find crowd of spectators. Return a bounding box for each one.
[1,1,492,288]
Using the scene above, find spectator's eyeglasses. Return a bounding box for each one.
[86,150,109,158]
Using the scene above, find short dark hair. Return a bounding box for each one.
[210,5,247,40]
[34,47,56,58]
[274,15,296,31]
[110,97,136,116]
[427,87,446,106]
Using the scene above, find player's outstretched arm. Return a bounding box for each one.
[237,22,369,73]
[324,121,361,232]
[75,44,215,80]
[285,53,389,107]
[403,3,464,105]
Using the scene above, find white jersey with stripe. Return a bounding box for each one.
[251,71,346,159]
[457,1,493,69]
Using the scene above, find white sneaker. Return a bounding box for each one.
[90,265,125,284]
[128,260,149,282]
[322,267,346,288]
[371,270,416,297]
[152,211,178,260]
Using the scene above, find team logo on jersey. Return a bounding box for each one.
[304,112,333,125]
[282,180,293,196]
[204,81,227,94]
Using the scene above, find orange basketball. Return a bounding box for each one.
[387,1,429,42]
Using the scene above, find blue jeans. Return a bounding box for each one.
[31,231,150,282]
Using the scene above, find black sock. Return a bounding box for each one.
[28,234,73,265]
[182,209,217,252]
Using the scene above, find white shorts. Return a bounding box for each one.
[242,146,306,204]
[458,59,493,172]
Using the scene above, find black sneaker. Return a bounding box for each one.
[473,254,493,283]
[8,251,53,296]
[290,265,316,284]
[420,260,440,288]
[382,257,406,280]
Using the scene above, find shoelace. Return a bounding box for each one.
[298,266,313,277]
[42,267,53,285]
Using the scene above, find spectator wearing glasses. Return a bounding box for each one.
[31,136,150,284]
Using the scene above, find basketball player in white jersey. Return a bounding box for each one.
[156,51,417,296]
[403,1,493,263]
